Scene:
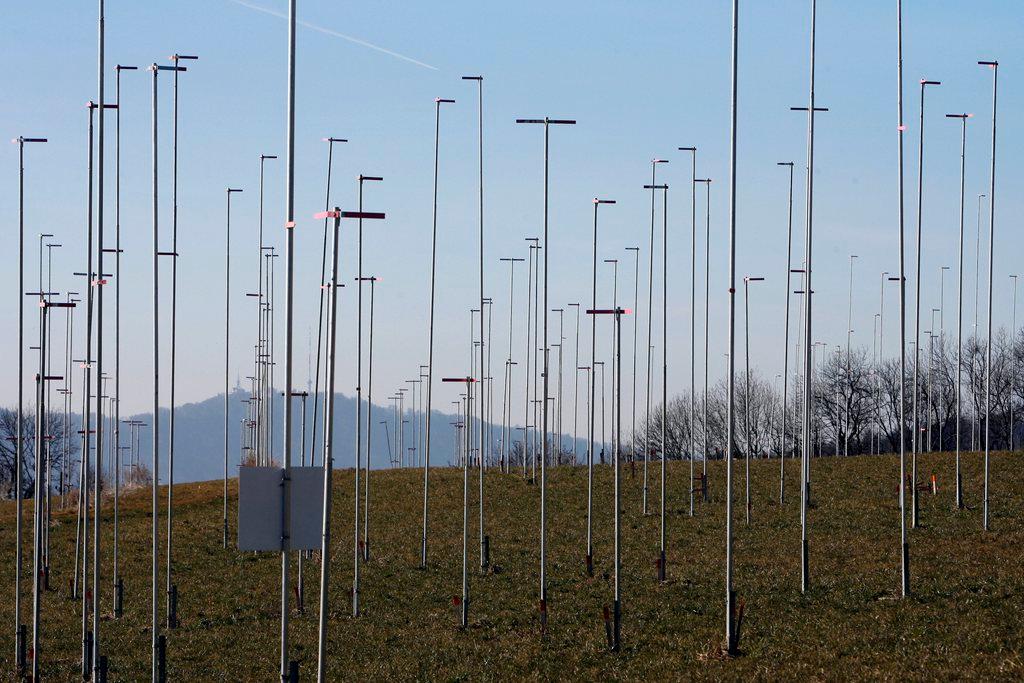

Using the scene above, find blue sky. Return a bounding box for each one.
[2,1,1022,421]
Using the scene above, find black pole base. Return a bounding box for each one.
[726,589,738,656]
[657,550,666,582]
[538,598,548,631]
[83,630,94,680]
[902,542,911,597]
[114,577,124,619]
[288,659,299,683]
[43,565,50,590]
[363,540,370,562]
[585,553,593,577]
[17,623,26,671]
[611,599,621,652]
[157,634,167,683]
[801,539,809,592]
[168,584,178,629]
[481,535,490,571]
[98,655,108,683]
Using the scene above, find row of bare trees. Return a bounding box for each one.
[637,329,1023,459]
[0,408,79,499]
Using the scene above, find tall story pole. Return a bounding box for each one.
[778,161,794,503]
[224,188,243,548]
[979,59,998,531]
[93,5,106,672]
[363,277,378,559]
[316,209,342,682]
[112,63,136,620]
[166,52,198,632]
[1010,274,1017,451]
[280,1,296,677]
[13,134,47,674]
[678,145,697,516]
[353,173,382,616]
[625,247,639,469]
[911,77,940,528]
[895,0,911,597]
[724,0,739,652]
[499,258,522,472]
[696,178,712,483]
[643,158,668,515]
[794,0,827,595]
[569,302,581,464]
[462,74,488,570]
[845,254,858,455]
[587,199,615,576]
[311,138,345,468]
[82,101,97,681]
[421,97,454,568]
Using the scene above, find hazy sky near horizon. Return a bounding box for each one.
[2,1,1022,421]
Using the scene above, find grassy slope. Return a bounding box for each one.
[1,451,1022,680]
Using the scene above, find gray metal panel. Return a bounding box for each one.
[288,466,325,550]
[237,466,325,551]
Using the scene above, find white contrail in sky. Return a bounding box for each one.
[227,0,439,71]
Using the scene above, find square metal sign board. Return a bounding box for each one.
[237,466,325,551]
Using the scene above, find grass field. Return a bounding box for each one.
[2,451,1022,680]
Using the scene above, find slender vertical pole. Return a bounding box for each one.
[779,161,794,503]
[744,279,751,524]
[724,0,739,651]
[678,145,696,516]
[316,210,342,683]
[93,5,106,672]
[82,102,96,680]
[912,78,940,528]
[148,63,162,682]
[280,1,297,677]
[422,98,454,568]
[845,255,857,455]
[363,278,376,560]
[311,139,343,469]
[1009,275,1017,451]
[980,60,998,531]
[643,160,665,515]
[353,181,364,617]
[225,189,242,547]
[612,309,623,649]
[571,303,581,465]
[659,186,668,576]
[798,0,818,597]
[895,0,910,597]
[13,134,48,673]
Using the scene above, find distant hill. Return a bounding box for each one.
[121,389,588,483]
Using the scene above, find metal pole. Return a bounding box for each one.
[895,0,910,597]
[113,63,136,619]
[463,74,487,569]
[626,248,639,471]
[846,254,858,455]
[363,277,377,560]
[148,62,162,682]
[643,158,668,515]
[93,6,106,671]
[679,145,697,516]
[311,138,344,469]
[797,0,820,597]
[280,1,296,676]
[697,178,712,484]
[13,134,47,674]
[166,52,197,631]
[1010,275,1017,451]
[570,302,581,465]
[724,0,739,652]
[588,199,614,574]
[316,209,342,683]
[979,59,998,531]
[911,78,940,528]
[421,97,455,568]
[82,101,97,680]
[778,161,794,503]
[225,188,243,548]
